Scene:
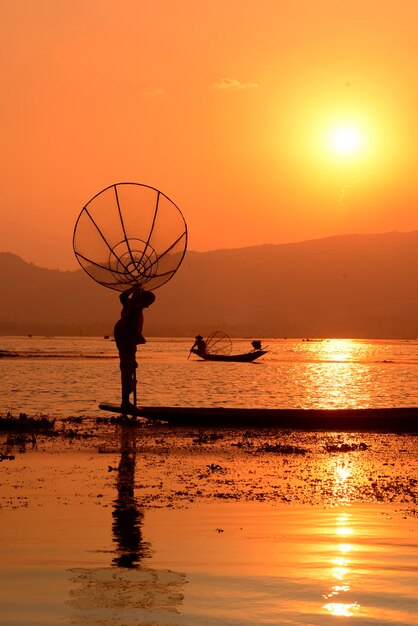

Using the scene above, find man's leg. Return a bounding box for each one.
[120,347,137,409]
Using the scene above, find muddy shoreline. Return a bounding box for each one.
[1,413,418,513]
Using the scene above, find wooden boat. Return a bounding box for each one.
[98,404,418,432]
[191,348,267,362]
[190,331,267,363]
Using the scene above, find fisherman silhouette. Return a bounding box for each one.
[190,334,207,357]
[113,285,155,412]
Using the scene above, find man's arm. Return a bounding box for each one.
[119,284,142,305]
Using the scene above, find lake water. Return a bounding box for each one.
[0,433,417,626]
[1,337,418,625]
[1,336,418,417]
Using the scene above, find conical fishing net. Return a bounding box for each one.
[73,182,188,291]
[206,331,233,355]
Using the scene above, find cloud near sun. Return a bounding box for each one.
[213,77,259,90]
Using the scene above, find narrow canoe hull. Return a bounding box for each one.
[98,404,418,432]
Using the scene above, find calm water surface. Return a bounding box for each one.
[1,336,418,416]
[2,338,418,625]
[0,444,417,626]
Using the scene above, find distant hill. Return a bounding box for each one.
[1,231,418,338]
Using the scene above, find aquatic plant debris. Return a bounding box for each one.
[0,414,417,517]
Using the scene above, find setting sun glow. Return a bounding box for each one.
[331,126,363,155]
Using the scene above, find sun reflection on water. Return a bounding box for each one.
[335,464,352,482]
[319,338,360,362]
[301,338,374,408]
[322,512,361,617]
[322,476,361,617]
[335,512,354,537]
[321,460,364,618]
[320,456,356,505]
[324,602,361,617]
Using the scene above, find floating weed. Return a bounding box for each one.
[258,443,308,455]
[324,442,369,453]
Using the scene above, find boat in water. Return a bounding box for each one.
[190,331,267,362]
[190,347,267,362]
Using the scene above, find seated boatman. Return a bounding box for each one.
[190,334,207,357]
[113,285,156,411]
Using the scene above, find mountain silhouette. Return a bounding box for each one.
[1,231,418,338]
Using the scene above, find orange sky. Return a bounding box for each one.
[1,0,418,269]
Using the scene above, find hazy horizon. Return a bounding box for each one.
[2,231,418,338]
[2,227,417,272]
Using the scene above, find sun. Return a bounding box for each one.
[330,125,363,156]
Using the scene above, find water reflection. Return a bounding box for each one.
[301,339,373,408]
[3,337,418,413]
[317,338,360,362]
[112,425,150,567]
[322,511,361,618]
[300,338,370,363]
[316,454,361,618]
[68,424,187,624]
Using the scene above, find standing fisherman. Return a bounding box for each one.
[114,285,156,412]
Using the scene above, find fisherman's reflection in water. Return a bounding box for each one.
[112,424,150,568]
[68,424,186,623]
